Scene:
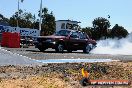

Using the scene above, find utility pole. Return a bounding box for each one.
[39,0,42,31]
[17,0,20,27]
[17,0,24,27]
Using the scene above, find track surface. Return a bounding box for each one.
[4,47,132,61]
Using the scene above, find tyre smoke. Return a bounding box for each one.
[91,34,132,55]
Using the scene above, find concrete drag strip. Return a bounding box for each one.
[0,47,43,66]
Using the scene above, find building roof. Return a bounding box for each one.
[56,20,81,23]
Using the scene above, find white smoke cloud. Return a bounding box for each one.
[91,33,132,55]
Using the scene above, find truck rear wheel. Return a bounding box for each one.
[55,44,64,53]
[38,47,46,52]
[83,44,92,53]
[67,49,72,53]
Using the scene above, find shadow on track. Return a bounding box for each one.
[26,49,84,54]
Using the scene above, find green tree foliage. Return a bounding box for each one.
[110,24,128,39]
[92,17,111,40]
[0,14,9,25]
[39,8,56,36]
[1,7,129,39]
[21,0,24,2]
[81,27,93,39]
[9,9,35,28]
[7,7,56,36]
[9,15,17,27]
[33,19,39,29]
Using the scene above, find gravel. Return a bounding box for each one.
[0,47,131,88]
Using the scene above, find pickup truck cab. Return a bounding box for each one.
[35,29,96,53]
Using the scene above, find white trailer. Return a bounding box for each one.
[56,20,81,32]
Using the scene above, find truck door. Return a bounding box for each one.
[77,32,87,49]
[68,31,80,50]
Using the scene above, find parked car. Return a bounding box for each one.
[20,36,34,48]
[34,29,97,53]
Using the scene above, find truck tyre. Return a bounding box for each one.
[67,49,72,53]
[38,47,46,52]
[55,44,64,53]
[83,44,92,53]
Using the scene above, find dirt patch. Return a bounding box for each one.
[0,61,131,88]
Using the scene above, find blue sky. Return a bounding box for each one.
[0,0,132,32]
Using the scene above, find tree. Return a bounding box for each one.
[82,27,93,38]
[34,19,39,29]
[110,24,128,39]
[21,0,24,2]
[9,9,23,27]
[22,12,34,28]
[0,14,9,26]
[92,17,111,40]
[9,10,35,28]
[39,8,56,36]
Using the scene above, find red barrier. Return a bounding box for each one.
[1,32,10,47]
[1,32,20,48]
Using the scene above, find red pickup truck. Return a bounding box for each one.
[34,29,96,53]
